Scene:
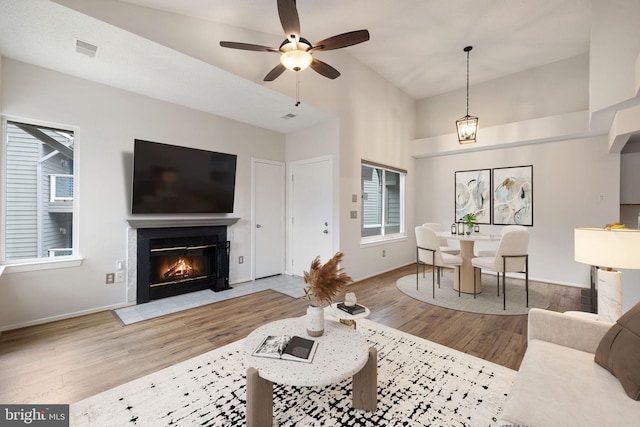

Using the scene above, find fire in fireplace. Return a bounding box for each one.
[137,226,230,303]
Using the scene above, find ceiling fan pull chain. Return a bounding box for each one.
[295,72,301,106]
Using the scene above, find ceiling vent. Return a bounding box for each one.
[281,113,297,120]
[75,39,98,58]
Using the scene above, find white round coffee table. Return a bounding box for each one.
[243,317,377,426]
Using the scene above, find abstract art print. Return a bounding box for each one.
[454,169,491,224]
[492,165,533,225]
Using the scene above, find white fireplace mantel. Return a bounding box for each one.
[126,216,241,229]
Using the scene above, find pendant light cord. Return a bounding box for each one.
[465,47,470,116]
[295,72,301,107]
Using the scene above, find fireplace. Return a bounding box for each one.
[136,226,230,303]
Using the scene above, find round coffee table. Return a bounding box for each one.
[243,318,377,426]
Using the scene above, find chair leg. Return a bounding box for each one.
[457,266,461,297]
[502,271,506,310]
[432,263,436,299]
[416,247,419,291]
[497,273,500,296]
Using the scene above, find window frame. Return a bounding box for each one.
[1,116,82,273]
[360,160,406,245]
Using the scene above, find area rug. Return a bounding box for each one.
[71,319,516,426]
[397,272,549,315]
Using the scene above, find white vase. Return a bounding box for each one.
[306,305,324,337]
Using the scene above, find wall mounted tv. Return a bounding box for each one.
[131,139,237,214]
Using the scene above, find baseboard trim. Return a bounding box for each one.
[0,302,130,333]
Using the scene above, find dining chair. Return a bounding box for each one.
[415,226,463,298]
[471,228,530,309]
[422,222,458,254]
[475,225,527,257]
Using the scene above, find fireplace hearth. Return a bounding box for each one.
[136,226,230,303]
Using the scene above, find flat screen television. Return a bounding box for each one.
[131,139,237,214]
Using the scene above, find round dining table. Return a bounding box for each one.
[437,231,500,294]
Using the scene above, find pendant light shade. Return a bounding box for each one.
[457,46,478,144]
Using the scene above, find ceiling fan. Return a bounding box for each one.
[219,0,370,82]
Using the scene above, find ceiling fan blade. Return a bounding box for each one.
[312,30,370,51]
[277,0,300,40]
[310,58,341,79]
[220,41,279,53]
[264,64,287,81]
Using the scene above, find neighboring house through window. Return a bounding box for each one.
[361,161,405,241]
[2,120,75,261]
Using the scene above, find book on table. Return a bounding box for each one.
[252,335,318,363]
[337,302,366,315]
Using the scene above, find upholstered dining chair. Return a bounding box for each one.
[422,222,458,254]
[415,226,463,298]
[475,225,527,257]
[471,228,530,310]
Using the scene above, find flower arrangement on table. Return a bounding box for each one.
[303,251,353,308]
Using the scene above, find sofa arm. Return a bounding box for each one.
[528,308,613,354]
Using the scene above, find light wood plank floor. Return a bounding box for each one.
[0,264,581,405]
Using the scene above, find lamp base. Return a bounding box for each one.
[597,268,622,323]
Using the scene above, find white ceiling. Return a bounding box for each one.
[0,0,591,133]
[119,0,591,99]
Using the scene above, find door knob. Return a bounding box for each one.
[323,229,329,234]
[256,224,263,228]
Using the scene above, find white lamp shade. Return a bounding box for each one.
[574,227,640,270]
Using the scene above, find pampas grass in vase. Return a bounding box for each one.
[303,252,353,336]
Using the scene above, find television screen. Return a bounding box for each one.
[131,140,237,214]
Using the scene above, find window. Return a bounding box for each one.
[361,161,405,240]
[2,120,76,262]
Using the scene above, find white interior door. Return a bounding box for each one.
[253,159,284,279]
[291,157,333,276]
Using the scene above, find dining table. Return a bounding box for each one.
[436,231,500,294]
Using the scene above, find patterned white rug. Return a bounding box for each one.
[71,319,516,426]
[397,272,549,315]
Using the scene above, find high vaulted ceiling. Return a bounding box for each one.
[119,0,591,99]
[0,0,592,133]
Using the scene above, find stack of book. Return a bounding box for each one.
[337,302,366,315]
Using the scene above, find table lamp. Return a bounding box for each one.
[574,227,640,322]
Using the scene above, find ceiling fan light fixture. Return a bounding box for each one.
[280,48,312,72]
[457,45,479,144]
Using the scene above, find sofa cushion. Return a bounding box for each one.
[499,339,640,427]
[594,301,640,400]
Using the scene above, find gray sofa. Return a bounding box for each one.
[498,308,640,427]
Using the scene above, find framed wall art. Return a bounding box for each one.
[492,165,533,226]
[454,169,491,224]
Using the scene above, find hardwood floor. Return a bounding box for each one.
[0,264,581,405]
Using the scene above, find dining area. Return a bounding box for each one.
[414,222,531,311]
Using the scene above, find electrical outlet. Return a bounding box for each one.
[382,249,386,257]
[115,271,124,282]
[106,273,115,284]
[350,210,357,219]
[239,256,244,264]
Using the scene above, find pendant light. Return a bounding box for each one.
[456,46,479,144]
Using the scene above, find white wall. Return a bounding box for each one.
[0,59,285,331]
[415,136,620,287]
[590,0,640,113]
[416,54,589,138]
